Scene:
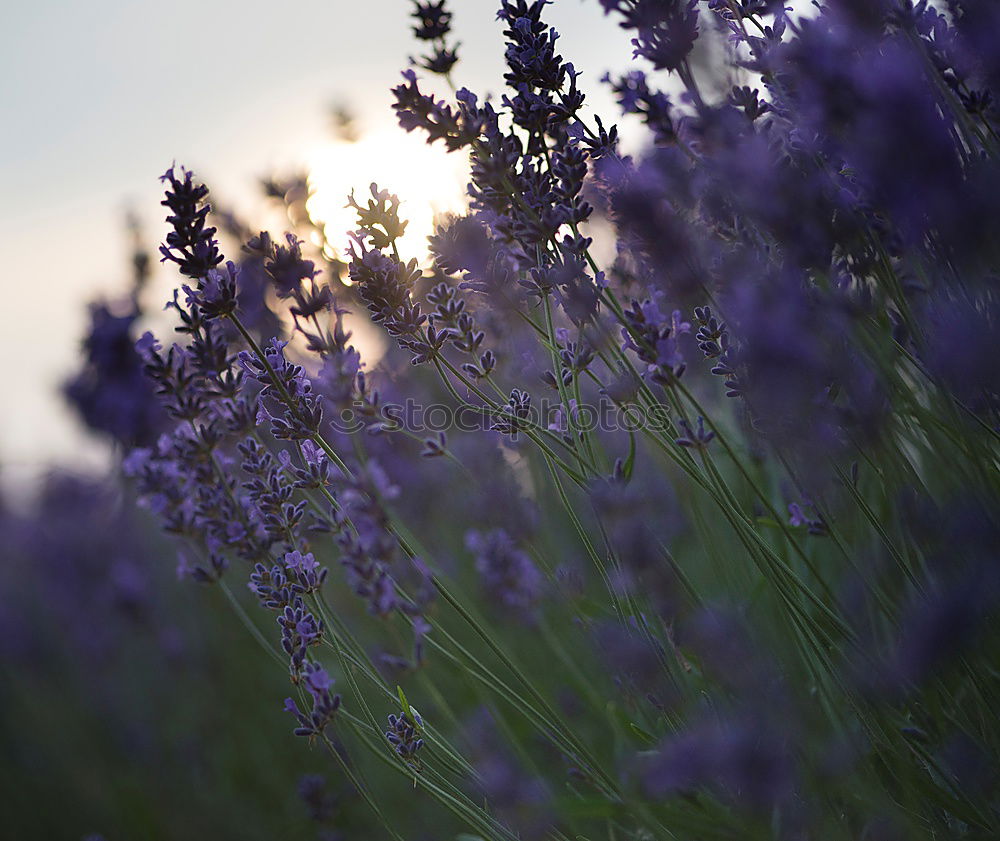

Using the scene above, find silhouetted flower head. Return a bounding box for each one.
[159,166,223,279]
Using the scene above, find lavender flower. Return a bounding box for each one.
[65,303,163,446]
[392,70,482,150]
[411,0,459,75]
[641,717,793,813]
[159,165,224,279]
[298,774,337,823]
[386,708,424,764]
[286,663,341,737]
[279,598,326,676]
[601,0,700,73]
[466,528,543,616]
[490,388,533,436]
[674,416,714,449]
[787,502,827,537]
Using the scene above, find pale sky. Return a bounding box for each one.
[0,0,639,488]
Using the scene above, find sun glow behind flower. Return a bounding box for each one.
[305,127,470,269]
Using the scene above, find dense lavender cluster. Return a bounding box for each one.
[47,1,1000,839]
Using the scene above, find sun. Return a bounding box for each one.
[305,127,470,268]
